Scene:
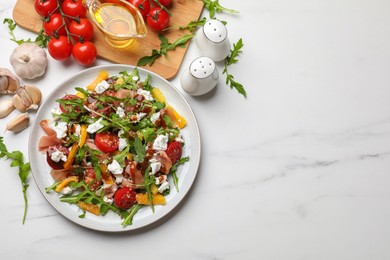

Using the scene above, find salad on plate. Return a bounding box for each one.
[38,68,189,227]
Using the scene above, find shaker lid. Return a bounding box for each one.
[203,20,227,43]
[190,57,216,79]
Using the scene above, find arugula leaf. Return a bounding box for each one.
[113,146,130,166]
[133,135,146,162]
[170,156,189,192]
[222,38,246,97]
[121,204,142,227]
[3,18,49,47]
[201,0,239,18]
[0,136,31,224]
[137,34,194,66]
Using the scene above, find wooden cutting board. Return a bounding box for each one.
[12,0,204,79]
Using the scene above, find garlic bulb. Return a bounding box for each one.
[9,43,48,79]
[13,85,42,112]
[0,68,20,94]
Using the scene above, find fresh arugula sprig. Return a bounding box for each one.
[55,181,142,227]
[223,38,246,97]
[137,34,195,66]
[201,0,239,18]
[0,136,31,224]
[3,18,49,48]
[170,156,190,192]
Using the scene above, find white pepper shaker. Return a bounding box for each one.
[194,19,230,61]
[180,57,219,96]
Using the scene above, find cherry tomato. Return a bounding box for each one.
[46,145,69,170]
[95,132,119,153]
[166,141,182,164]
[156,0,172,7]
[48,36,73,61]
[114,187,137,209]
[84,168,102,191]
[72,41,97,66]
[59,94,81,113]
[34,0,58,17]
[68,18,94,41]
[43,13,67,37]
[146,7,170,31]
[129,0,150,19]
[61,0,87,18]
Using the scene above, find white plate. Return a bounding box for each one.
[28,65,201,232]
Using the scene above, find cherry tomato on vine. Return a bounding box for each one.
[43,13,67,37]
[129,0,150,19]
[61,0,87,18]
[34,0,58,17]
[166,141,182,164]
[72,41,97,66]
[156,0,172,7]
[94,132,119,153]
[146,7,170,31]
[68,18,94,41]
[114,187,137,210]
[48,36,73,61]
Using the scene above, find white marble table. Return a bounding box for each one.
[1,0,390,259]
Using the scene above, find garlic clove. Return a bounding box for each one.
[0,68,20,94]
[9,43,48,80]
[13,85,42,112]
[6,112,30,133]
[0,98,15,118]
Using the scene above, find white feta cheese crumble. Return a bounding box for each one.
[107,160,123,175]
[114,175,123,184]
[175,134,184,143]
[74,124,81,137]
[95,80,110,94]
[49,121,68,139]
[153,134,168,151]
[155,175,167,185]
[60,186,74,195]
[158,179,170,193]
[87,118,104,133]
[50,150,67,163]
[116,107,125,118]
[117,130,128,151]
[118,138,127,151]
[149,158,161,175]
[150,112,160,124]
[132,75,139,81]
[51,108,62,117]
[137,112,147,121]
[137,89,153,101]
[103,196,113,204]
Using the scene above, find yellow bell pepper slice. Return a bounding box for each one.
[151,88,186,129]
[63,143,78,170]
[77,201,100,216]
[100,163,114,185]
[166,105,186,129]
[136,193,166,205]
[150,184,159,195]
[75,91,85,99]
[78,124,88,147]
[86,70,109,91]
[55,176,79,193]
[151,88,166,103]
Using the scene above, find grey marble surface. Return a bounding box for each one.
[1,0,390,259]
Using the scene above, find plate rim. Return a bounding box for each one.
[28,64,201,232]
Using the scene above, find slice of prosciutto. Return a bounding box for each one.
[38,120,64,152]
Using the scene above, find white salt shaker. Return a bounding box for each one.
[194,19,230,61]
[180,57,219,96]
